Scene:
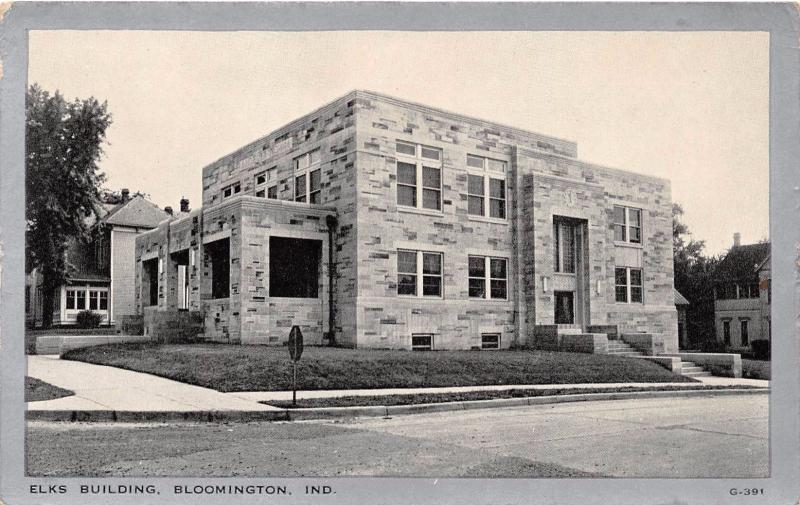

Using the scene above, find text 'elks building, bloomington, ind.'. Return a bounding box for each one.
[135,91,677,353]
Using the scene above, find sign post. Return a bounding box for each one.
[288,325,304,407]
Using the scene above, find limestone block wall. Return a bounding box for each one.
[110,227,139,321]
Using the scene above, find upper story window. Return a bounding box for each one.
[553,221,576,273]
[468,255,508,300]
[613,205,642,244]
[397,249,443,298]
[615,267,643,303]
[222,182,241,199]
[396,141,442,211]
[256,166,277,186]
[294,150,321,204]
[466,154,506,219]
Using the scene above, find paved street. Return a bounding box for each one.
[27,394,768,478]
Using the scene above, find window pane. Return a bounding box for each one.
[76,291,86,309]
[562,226,575,273]
[469,278,486,298]
[256,173,266,185]
[613,224,626,242]
[266,168,276,181]
[467,155,484,168]
[468,174,484,195]
[421,146,441,160]
[295,174,306,198]
[89,292,98,310]
[397,251,417,273]
[422,276,442,296]
[233,184,241,194]
[396,142,416,156]
[629,226,641,243]
[487,159,506,172]
[397,162,417,184]
[422,253,441,274]
[422,189,441,210]
[398,275,417,295]
[309,169,321,191]
[309,191,321,204]
[308,150,320,165]
[489,178,505,199]
[398,185,416,206]
[615,268,627,286]
[631,287,643,303]
[468,256,485,277]
[267,186,278,199]
[629,208,641,227]
[553,223,560,272]
[490,258,507,279]
[422,167,440,189]
[490,279,507,299]
[613,205,626,225]
[630,269,642,287]
[66,291,75,310]
[99,292,108,310]
[615,286,628,303]
[490,198,505,219]
[468,196,484,216]
[255,190,265,198]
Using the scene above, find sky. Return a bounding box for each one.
[28,30,769,256]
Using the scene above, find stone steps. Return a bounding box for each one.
[680,360,711,377]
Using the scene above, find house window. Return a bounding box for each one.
[613,205,642,244]
[723,320,731,345]
[99,291,108,311]
[89,291,99,310]
[255,190,265,198]
[206,238,230,299]
[481,333,500,349]
[397,250,442,297]
[294,150,322,203]
[255,167,276,186]
[66,289,82,310]
[466,155,506,219]
[553,221,576,273]
[468,256,508,300]
[396,141,442,211]
[411,334,433,351]
[740,319,749,346]
[222,182,241,199]
[269,237,322,298]
[615,267,643,303]
[267,185,278,199]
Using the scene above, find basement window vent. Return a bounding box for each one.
[481,333,500,349]
[411,334,433,351]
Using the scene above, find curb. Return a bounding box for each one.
[27,387,768,423]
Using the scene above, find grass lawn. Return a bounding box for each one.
[742,359,770,380]
[25,377,74,402]
[62,342,695,392]
[265,384,758,408]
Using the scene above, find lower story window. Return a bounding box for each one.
[723,320,731,345]
[614,267,643,303]
[269,236,322,298]
[88,290,108,311]
[412,334,433,351]
[740,319,749,346]
[481,333,500,349]
[206,238,230,299]
[397,250,442,297]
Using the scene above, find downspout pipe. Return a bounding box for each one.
[325,214,338,346]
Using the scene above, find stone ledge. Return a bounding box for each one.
[661,353,743,378]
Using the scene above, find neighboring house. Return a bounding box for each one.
[135,90,678,351]
[26,190,173,327]
[713,234,771,349]
[674,288,690,349]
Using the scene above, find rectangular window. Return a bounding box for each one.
[206,238,230,299]
[256,172,267,185]
[75,289,86,310]
[613,205,642,244]
[411,334,433,351]
[269,237,322,298]
[294,151,322,203]
[397,250,442,297]
[222,182,241,199]
[89,291,99,310]
[553,221,576,274]
[309,168,321,204]
[481,333,500,349]
[267,185,278,199]
[740,320,749,346]
[723,320,731,345]
[99,290,108,311]
[66,289,76,310]
[396,141,442,211]
[255,190,265,198]
[615,267,643,303]
[468,256,508,300]
[143,258,159,306]
[256,167,276,186]
[466,155,507,219]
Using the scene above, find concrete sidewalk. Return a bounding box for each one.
[27,355,279,413]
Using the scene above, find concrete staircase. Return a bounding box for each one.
[679,360,711,378]
[606,340,644,358]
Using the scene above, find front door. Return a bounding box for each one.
[554,291,575,324]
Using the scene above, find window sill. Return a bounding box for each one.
[397,205,444,218]
[467,215,508,226]
[397,294,445,300]
[614,241,643,249]
[468,297,510,303]
[270,296,322,301]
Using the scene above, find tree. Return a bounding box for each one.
[673,203,719,348]
[26,84,112,327]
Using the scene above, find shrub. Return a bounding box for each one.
[750,340,770,360]
[76,310,103,329]
[698,339,726,353]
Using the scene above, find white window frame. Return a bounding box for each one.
[294,150,321,203]
[614,267,643,304]
[613,205,642,244]
[466,154,507,220]
[397,249,443,298]
[395,140,443,212]
[411,333,434,351]
[468,255,508,300]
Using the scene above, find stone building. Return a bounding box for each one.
[135,91,678,352]
[713,234,771,349]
